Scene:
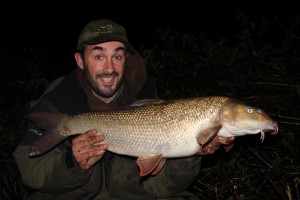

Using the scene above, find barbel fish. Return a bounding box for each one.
[26,96,278,176]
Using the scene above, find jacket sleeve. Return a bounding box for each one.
[142,156,202,198]
[13,96,93,193]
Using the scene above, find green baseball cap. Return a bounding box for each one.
[77,19,134,53]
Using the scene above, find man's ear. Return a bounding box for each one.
[74,52,84,70]
[126,51,130,59]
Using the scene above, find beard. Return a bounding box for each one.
[83,63,124,98]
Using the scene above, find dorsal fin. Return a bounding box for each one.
[126,99,165,108]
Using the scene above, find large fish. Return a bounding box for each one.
[26,96,278,176]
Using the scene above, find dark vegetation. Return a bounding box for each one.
[1,10,299,200]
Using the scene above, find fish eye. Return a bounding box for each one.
[247,107,253,113]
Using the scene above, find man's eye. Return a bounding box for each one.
[114,55,122,60]
[95,56,102,60]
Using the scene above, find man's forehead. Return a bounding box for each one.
[90,42,126,52]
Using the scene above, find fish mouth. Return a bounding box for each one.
[222,121,279,142]
[259,121,279,142]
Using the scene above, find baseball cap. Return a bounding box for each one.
[77,19,134,53]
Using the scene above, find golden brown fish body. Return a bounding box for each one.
[26,96,278,176]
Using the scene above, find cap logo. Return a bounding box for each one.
[94,24,123,34]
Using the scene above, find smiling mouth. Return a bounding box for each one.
[101,77,114,82]
[97,72,119,84]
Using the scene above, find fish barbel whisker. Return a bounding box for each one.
[259,123,279,141]
[260,130,265,142]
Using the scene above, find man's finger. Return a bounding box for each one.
[219,136,235,145]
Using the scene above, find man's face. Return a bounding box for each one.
[81,41,127,99]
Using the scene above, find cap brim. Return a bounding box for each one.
[80,36,135,53]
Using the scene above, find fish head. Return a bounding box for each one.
[219,99,278,141]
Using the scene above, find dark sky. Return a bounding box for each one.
[2,0,298,50]
[0,0,299,107]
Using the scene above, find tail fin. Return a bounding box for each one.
[25,112,68,157]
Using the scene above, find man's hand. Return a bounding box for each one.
[72,129,108,170]
[197,136,235,156]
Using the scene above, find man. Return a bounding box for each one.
[13,19,234,199]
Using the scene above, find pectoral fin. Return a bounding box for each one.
[136,154,164,176]
[197,123,222,146]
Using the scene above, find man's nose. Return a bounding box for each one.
[103,59,114,73]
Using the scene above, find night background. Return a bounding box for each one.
[1,1,300,199]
